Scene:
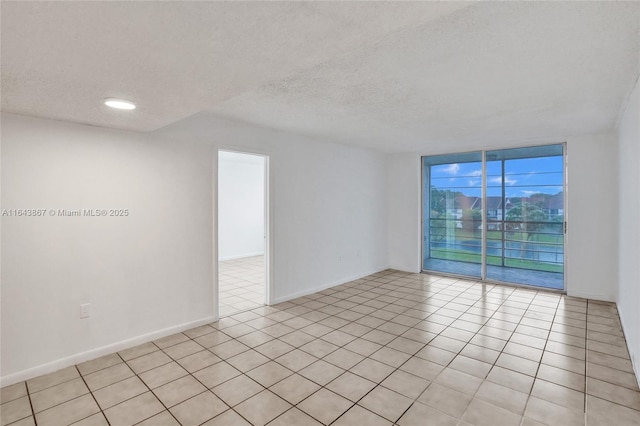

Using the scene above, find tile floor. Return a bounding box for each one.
[219,256,265,317]
[2,270,640,426]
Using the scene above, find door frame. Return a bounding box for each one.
[214,148,272,321]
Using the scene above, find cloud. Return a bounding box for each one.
[469,170,482,177]
[521,190,537,196]
[468,179,481,187]
[442,163,460,175]
[489,176,517,185]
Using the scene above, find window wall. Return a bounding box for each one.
[422,144,565,290]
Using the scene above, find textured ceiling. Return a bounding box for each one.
[2,2,639,152]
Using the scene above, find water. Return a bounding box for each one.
[431,239,563,263]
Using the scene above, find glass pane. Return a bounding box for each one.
[423,152,483,277]
[485,145,564,289]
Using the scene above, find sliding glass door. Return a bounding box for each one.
[422,152,483,278]
[422,144,565,290]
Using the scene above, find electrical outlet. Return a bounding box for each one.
[80,303,91,319]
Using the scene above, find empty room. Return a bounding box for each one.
[1,2,639,426]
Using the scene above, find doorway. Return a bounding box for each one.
[422,144,565,290]
[217,150,268,317]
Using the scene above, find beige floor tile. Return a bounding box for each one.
[92,376,148,410]
[415,345,457,365]
[27,366,80,394]
[351,358,395,383]
[269,407,323,426]
[298,388,352,425]
[417,382,473,418]
[459,343,500,364]
[495,353,539,377]
[30,377,89,413]
[370,346,411,367]
[84,363,135,391]
[300,339,340,358]
[154,375,207,408]
[76,353,122,376]
[587,377,640,411]
[10,271,640,426]
[587,362,639,390]
[254,340,294,359]
[1,382,27,405]
[299,360,344,386]
[209,340,250,360]
[2,416,35,426]
[163,341,205,360]
[35,394,100,426]
[201,409,251,426]
[212,374,263,407]
[381,369,430,399]
[476,380,528,415]
[359,385,413,422]
[587,350,634,373]
[323,348,365,370]
[399,357,444,381]
[461,398,522,426]
[170,391,228,426]
[236,331,273,348]
[531,378,585,412]
[1,396,32,426]
[326,372,377,402]
[524,396,585,426]
[586,395,640,426]
[154,333,190,349]
[275,349,317,372]
[588,340,630,359]
[269,374,320,405]
[193,362,241,388]
[246,361,293,387]
[194,332,232,349]
[183,324,215,339]
[433,368,483,395]
[397,401,458,426]
[176,350,221,373]
[343,338,383,357]
[537,363,585,392]
[226,349,269,373]
[234,390,291,426]
[103,392,164,426]
[126,351,172,375]
[449,355,492,379]
[139,362,188,389]
[72,412,109,426]
[332,405,392,426]
[118,342,159,361]
[541,351,585,375]
[136,410,180,426]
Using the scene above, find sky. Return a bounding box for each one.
[430,156,564,198]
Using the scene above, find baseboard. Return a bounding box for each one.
[271,267,389,305]
[566,290,615,302]
[218,252,265,261]
[0,316,216,387]
[388,264,421,274]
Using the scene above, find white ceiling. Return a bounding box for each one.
[2,2,639,153]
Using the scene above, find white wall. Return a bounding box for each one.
[218,151,265,260]
[1,112,389,385]
[617,75,640,384]
[386,134,619,301]
[1,113,215,384]
[160,113,389,303]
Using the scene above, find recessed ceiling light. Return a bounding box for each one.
[104,98,136,110]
